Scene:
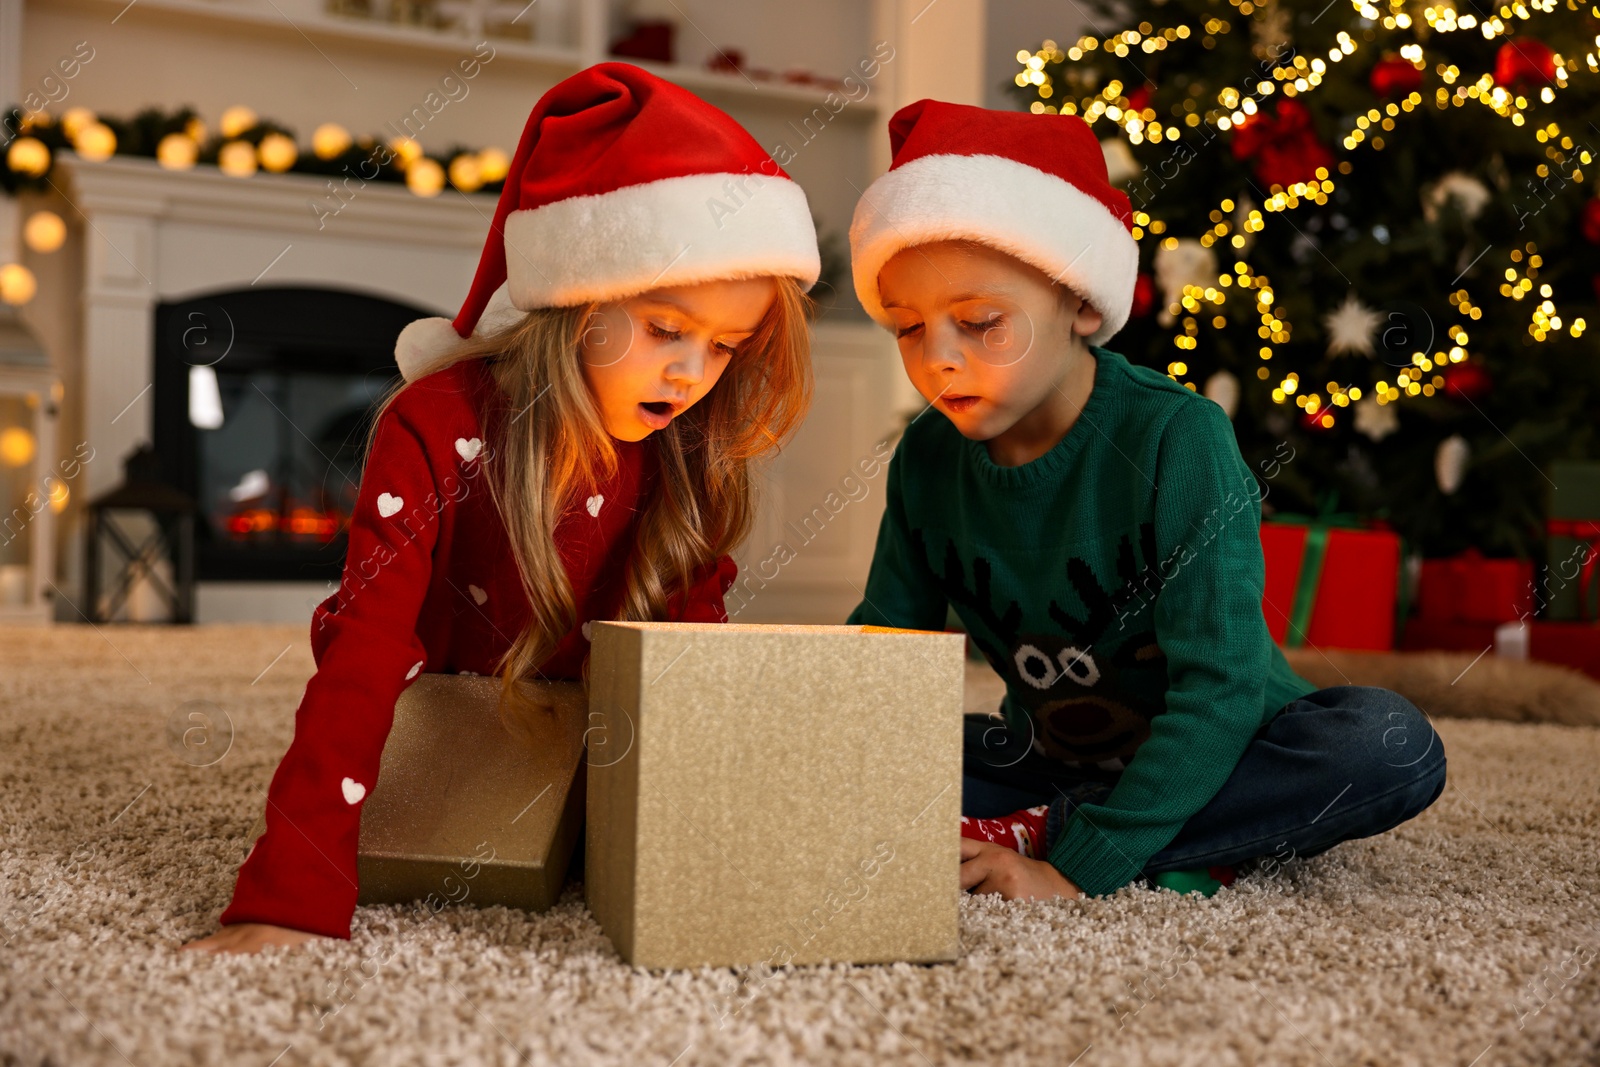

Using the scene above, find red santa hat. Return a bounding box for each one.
[849,99,1138,348]
[397,62,822,382]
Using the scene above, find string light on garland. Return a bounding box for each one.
[219,105,258,138]
[22,211,65,253]
[217,140,257,178]
[157,132,198,170]
[6,136,49,177]
[257,131,297,173]
[312,123,352,160]
[73,121,116,162]
[0,264,37,306]
[0,105,513,203]
[406,156,445,197]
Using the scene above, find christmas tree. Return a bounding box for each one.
[1007,0,1600,558]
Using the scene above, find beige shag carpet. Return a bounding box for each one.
[2,623,1598,1067]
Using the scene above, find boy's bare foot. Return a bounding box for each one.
[181,922,328,955]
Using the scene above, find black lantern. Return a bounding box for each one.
[82,444,198,623]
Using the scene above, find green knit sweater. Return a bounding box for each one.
[846,345,1318,896]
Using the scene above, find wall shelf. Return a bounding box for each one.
[64,0,881,116]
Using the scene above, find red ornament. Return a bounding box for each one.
[1127,84,1152,114]
[1493,38,1556,87]
[1230,98,1335,190]
[1442,362,1492,401]
[1300,405,1335,432]
[1581,197,1600,244]
[1370,56,1422,97]
[1131,272,1156,318]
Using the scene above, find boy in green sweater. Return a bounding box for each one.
[844,99,1446,901]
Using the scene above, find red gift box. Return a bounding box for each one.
[1526,620,1600,681]
[1417,549,1535,625]
[1261,521,1400,651]
[1399,618,1501,653]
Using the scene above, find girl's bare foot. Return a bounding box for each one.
[181,922,327,955]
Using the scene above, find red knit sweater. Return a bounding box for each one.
[219,358,737,938]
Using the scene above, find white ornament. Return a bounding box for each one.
[1435,434,1469,494]
[1153,240,1218,328]
[1421,171,1492,224]
[585,494,604,517]
[376,492,403,517]
[1353,395,1399,441]
[340,777,367,805]
[1323,291,1386,358]
[1251,2,1293,57]
[1100,137,1140,186]
[1204,370,1240,419]
[455,437,483,463]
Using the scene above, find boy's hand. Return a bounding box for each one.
[960,838,1085,901]
[181,922,328,955]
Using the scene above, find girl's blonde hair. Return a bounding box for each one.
[360,276,815,720]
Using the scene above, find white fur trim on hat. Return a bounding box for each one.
[849,153,1138,347]
[503,171,821,308]
[396,282,523,383]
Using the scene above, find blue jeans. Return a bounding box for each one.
[962,685,1447,882]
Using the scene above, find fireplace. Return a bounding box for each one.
[152,286,430,583]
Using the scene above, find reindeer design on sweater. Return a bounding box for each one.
[917,524,1171,770]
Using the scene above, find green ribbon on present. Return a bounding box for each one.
[1266,494,1408,648]
[1269,512,1359,648]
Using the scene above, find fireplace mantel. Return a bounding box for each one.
[59,151,494,502]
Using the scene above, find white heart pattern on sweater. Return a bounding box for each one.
[468,584,487,605]
[406,660,423,680]
[456,437,483,463]
[585,494,604,517]
[341,777,366,805]
[377,493,402,518]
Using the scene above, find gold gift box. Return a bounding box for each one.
[585,621,966,970]
[244,673,586,912]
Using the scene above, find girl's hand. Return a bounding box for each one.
[960,838,1085,901]
[181,922,327,955]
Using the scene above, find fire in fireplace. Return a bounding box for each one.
[153,286,433,582]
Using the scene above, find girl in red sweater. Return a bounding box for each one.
[183,63,821,955]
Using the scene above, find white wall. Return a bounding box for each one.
[983,0,1093,110]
